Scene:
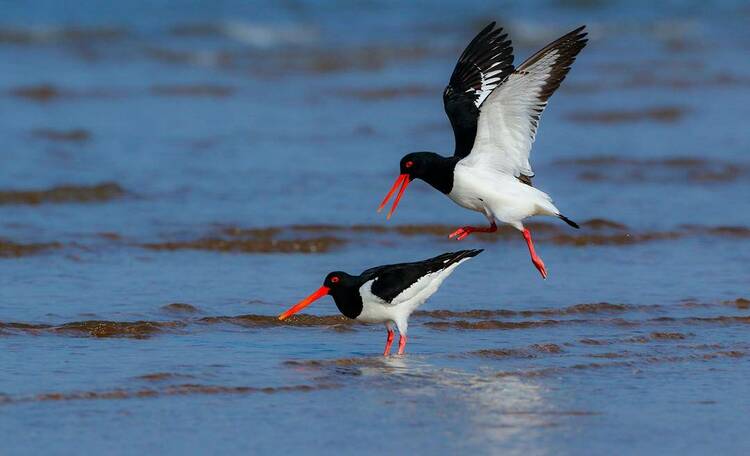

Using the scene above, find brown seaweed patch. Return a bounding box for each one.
[531,343,563,353]
[142,236,345,254]
[0,321,52,331]
[549,231,684,246]
[583,218,628,230]
[0,240,61,258]
[219,226,283,238]
[471,343,562,359]
[161,303,200,314]
[567,106,687,124]
[472,348,538,359]
[556,156,748,184]
[201,313,353,329]
[650,332,689,340]
[424,319,568,330]
[10,84,61,102]
[0,26,127,45]
[270,45,431,75]
[589,352,631,359]
[13,382,338,405]
[52,320,184,339]
[685,226,750,238]
[580,338,611,345]
[151,84,235,98]
[334,85,433,101]
[284,357,389,368]
[496,350,748,378]
[416,302,639,320]
[726,298,750,309]
[413,309,519,319]
[31,128,91,142]
[0,182,125,205]
[9,84,121,102]
[136,372,194,382]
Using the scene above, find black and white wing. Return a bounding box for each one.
[459,26,588,181]
[362,249,482,304]
[443,23,514,159]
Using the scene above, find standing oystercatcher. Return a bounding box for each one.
[278,249,482,355]
[377,23,587,279]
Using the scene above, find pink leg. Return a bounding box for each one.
[449,221,497,241]
[383,327,395,356]
[397,335,407,355]
[523,228,547,279]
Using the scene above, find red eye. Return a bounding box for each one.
[405,161,414,168]
[331,276,339,283]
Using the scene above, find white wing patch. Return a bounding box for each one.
[470,62,508,108]
[461,49,560,178]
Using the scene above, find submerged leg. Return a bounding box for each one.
[383,323,395,357]
[449,221,497,241]
[523,228,547,279]
[397,335,408,355]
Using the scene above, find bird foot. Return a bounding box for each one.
[449,222,497,241]
[448,226,476,241]
[532,255,547,279]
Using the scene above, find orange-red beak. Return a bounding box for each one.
[278,286,330,320]
[377,174,410,220]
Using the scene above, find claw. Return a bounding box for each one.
[533,257,548,279]
[449,226,474,240]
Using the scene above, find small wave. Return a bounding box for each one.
[31,128,91,142]
[0,25,128,45]
[555,155,749,184]
[150,84,235,98]
[161,303,201,315]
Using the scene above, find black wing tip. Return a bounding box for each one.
[481,21,498,33]
[454,248,484,259]
[558,214,580,229]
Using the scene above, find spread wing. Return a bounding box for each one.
[443,22,514,159]
[459,26,587,180]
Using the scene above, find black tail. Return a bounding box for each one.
[558,214,580,229]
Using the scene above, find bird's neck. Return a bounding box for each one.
[419,154,458,194]
[330,285,364,319]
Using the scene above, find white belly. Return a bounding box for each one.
[448,163,558,226]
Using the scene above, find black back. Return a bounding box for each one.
[364,249,482,303]
[443,23,514,159]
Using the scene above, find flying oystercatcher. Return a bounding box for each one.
[377,23,587,279]
[278,249,482,356]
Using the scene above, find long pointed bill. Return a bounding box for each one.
[278,286,330,320]
[377,174,410,220]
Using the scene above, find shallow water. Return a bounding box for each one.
[2,1,750,454]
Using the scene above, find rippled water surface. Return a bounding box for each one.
[2,1,750,454]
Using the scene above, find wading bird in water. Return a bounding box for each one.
[278,249,481,356]
[378,23,587,279]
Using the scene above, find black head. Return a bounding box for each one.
[399,151,440,181]
[378,151,456,219]
[279,271,363,321]
[323,271,353,289]
[323,271,363,319]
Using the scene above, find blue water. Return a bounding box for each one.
[2,1,750,454]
